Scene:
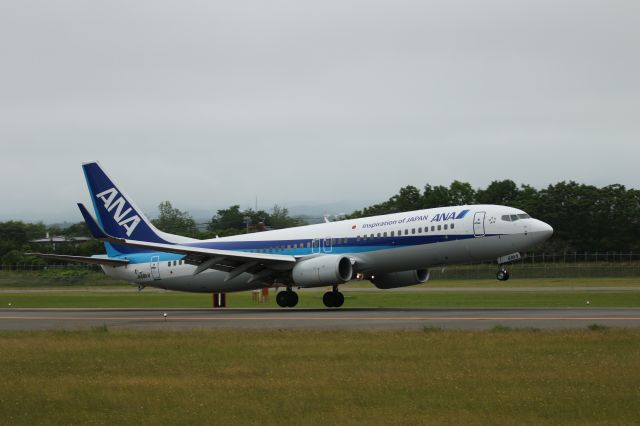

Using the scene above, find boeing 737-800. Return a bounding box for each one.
[30,162,553,308]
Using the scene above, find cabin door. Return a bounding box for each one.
[473,212,486,237]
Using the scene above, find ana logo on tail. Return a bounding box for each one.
[95,188,141,237]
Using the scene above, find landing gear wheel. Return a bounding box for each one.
[323,291,335,308]
[276,290,299,308]
[323,291,344,308]
[287,291,299,307]
[276,291,289,307]
[496,269,510,281]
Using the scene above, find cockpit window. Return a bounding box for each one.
[502,213,532,222]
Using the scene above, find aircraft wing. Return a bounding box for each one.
[77,203,297,279]
[25,253,129,267]
[103,235,296,264]
[102,235,296,279]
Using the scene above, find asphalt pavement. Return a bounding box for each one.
[1,307,639,330]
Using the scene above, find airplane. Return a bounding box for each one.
[30,162,554,308]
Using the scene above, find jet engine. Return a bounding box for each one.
[292,255,353,287]
[371,269,430,289]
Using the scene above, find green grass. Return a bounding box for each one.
[351,276,640,288]
[0,270,128,289]
[1,289,639,309]
[3,270,639,290]
[0,328,639,425]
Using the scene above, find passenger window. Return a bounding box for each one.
[418,227,422,233]
[405,229,409,235]
[383,232,387,237]
[437,225,441,231]
[391,231,394,237]
[167,262,171,267]
[377,233,381,238]
[411,229,415,235]
[431,226,435,231]
[371,234,374,239]
[444,224,448,230]
[451,223,455,229]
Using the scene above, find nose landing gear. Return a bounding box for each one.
[496,269,510,281]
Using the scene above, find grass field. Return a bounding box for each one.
[1,328,639,425]
[0,270,128,288]
[1,289,640,309]
[2,270,639,290]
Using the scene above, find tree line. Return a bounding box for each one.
[1,179,639,265]
[0,203,304,265]
[347,180,640,252]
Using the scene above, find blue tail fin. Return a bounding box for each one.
[82,162,172,255]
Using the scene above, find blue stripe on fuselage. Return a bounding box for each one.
[111,233,499,265]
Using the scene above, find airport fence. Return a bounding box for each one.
[432,251,640,280]
[2,252,640,280]
[0,264,101,272]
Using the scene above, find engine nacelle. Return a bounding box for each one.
[292,255,353,288]
[371,269,430,289]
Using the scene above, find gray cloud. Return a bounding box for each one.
[1,0,639,222]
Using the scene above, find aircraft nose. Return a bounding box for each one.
[533,220,554,242]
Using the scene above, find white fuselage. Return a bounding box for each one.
[101,204,553,293]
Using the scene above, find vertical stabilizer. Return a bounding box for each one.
[82,162,191,255]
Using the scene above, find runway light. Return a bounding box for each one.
[586,301,590,305]
[163,313,167,321]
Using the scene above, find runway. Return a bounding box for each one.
[1,307,640,330]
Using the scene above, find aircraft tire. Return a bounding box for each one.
[276,291,289,308]
[287,291,299,307]
[334,292,345,308]
[323,291,335,308]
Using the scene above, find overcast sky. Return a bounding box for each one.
[1,0,639,222]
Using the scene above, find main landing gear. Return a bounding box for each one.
[276,288,299,308]
[323,286,344,308]
[496,268,510,281]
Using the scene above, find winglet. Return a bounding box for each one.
[77,203,109,239]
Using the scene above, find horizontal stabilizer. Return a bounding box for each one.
[77,203,108,239]
[25,253,129,267]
